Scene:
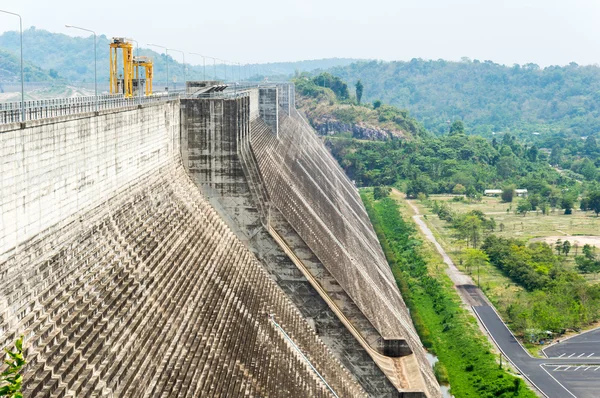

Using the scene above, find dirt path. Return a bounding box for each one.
[400,191,474,287]
[392,189,491,310]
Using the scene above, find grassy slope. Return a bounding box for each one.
[361,190,536,397]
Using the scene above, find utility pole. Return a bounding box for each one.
[148,43,169,92]
[2,10,26,121]
[65,24,97,112]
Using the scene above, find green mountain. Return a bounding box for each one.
[0,28,364,85]
[0,48,55,82]
[328,59,600,139]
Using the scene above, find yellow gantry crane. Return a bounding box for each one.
[110,38,134,97]
[110,38,154,97]
[134,56,153,96]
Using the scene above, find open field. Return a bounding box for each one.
[410,194,600,351]
[421,195,600,242]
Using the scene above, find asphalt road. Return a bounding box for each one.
[474,305,600,398]
[406,197,600,398]
[543,328,600,359]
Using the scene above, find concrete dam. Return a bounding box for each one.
[0,83,441,397]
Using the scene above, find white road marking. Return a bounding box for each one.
[568,353,575,358]
[577,353,585,358]
[595,366,600,371]
[540,365,577,398]
[574,366,582,371]
[558,353,566,358]
[584,366,591,371]
[554,366,563,371]
[564,366,572,371]
[588,353,595,357]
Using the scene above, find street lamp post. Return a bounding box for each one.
[191,53,218,82]
[148,43,169,92]
[129,39,142,101]
[65,24,97,112]
[1,10,25,121]
[169,49,185,90]
[221,59,227,81]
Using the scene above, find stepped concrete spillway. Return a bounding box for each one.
[1,83,441,397]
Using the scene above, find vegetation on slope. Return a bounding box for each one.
[326,125,570,196]
[328,58,600,138]
[0,28,362,84]
[0,49,56,82]
[362,191,536,398]
[294,72,428,140]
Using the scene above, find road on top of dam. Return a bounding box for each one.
[402,193,600,398]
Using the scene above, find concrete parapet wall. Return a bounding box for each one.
[0,102,180,260]
[181,96,251,196]
[248,88,260,121]
[277,83,293,116]
[258,87,278,136]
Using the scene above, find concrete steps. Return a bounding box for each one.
[1,161,366,398]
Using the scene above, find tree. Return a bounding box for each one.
[555,239,563,255]
[550,145,562,166]
[373,186,391,200]
[561,194,575,215]
[355,80,364,104]
[527,145,539,162]
[452,184,466,195]
[456,215,482,248]
[0,336,25,398]
[585,135,598,155]
[406,176,433,198]
[449,120,465,136]
[464,248,490,287]
[583,244,596,260]
[562,240,571,256]
[586,190,600,217]
[373,100,382,109]
[501,186,515,203]
[576,254,600,274]
[516,199,531,216]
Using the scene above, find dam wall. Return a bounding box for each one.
[250,107,440,396]
[0,101,180,260]
[0,97,367,397]
[0,83,440,398]
[181,93,401,396]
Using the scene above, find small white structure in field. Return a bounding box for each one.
[484,189,502,196]
[515,189,528,197]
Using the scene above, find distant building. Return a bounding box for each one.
[485,188,528,197]
[515,189,528,197]
[484,189,503,196]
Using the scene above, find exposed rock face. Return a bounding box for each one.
[311,118,404,140]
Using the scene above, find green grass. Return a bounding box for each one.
[361,190,536,398]
[415,194,600,339]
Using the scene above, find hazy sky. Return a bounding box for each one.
[1,0,599,67]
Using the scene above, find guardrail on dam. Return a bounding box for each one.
[0,82,441,397]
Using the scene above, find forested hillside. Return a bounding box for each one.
[328,59,600,138]
[0,28,362,83]
[292,74,600,212]
[0,49,55,82]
